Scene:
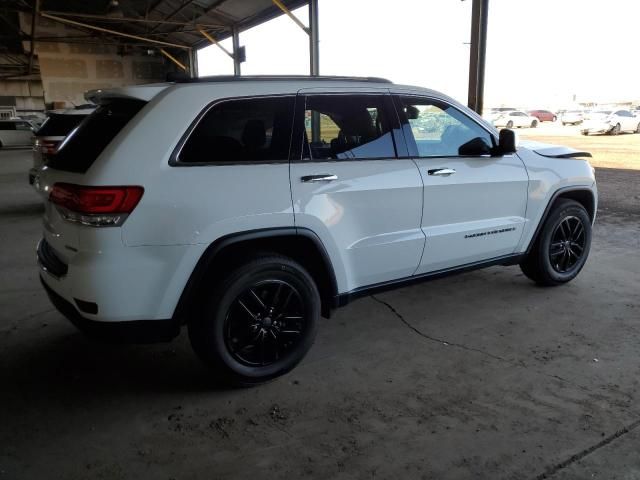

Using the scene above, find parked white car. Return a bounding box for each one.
[560,111,584,126]
[581,110,640,135]
[492,110,539,128]
[36,76,597,385]
[0,118,35,148]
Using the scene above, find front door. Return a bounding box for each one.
[394,95,529,274]
[289,90,425,293]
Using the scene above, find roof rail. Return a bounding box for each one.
[170,74,393,84]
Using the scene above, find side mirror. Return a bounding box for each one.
[458,137,491,156]
[498,128,517,154]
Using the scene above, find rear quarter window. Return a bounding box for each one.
[48,99,146,173]
[177,96,295,163]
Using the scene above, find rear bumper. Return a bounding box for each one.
[40,276,179,343]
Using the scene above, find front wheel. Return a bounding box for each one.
[635,123,640,134]
[531,120,538,128]
[610,123,621,135]
[520,199,592,286]
[506,120,514,129]
[552,116,557,122]
[188,254,320,386]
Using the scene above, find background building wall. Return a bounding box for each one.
[19,13,166,107]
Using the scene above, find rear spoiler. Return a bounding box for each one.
[84,83,170,104]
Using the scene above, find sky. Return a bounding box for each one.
[197,0,640,109]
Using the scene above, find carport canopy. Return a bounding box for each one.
[0,0,488,112]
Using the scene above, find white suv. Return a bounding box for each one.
[37,76,597,385]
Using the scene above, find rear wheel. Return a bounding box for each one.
[520,199,592,286]
[506,120,514,129]
[531,120,538,128]
[636,123,640,133]
[610,123,621,135]
[188,254,320,386]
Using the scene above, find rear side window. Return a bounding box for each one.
[0,121,16,130]
[302,94,396,160]
[48,99,146,173]
[37,114,87,136]
[178,96,295,163]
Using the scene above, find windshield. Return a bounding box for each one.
[47,99,146,173]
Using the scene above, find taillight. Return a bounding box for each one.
[49,183,144,227]
[40,140,60,155]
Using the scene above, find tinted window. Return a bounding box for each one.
[48,99,146,173]
[15,122,31,131]
[398,97,494,157]
[302,95,396,160]
[179,96,295,163]
[37,113,87,136]
[0,121,16,130]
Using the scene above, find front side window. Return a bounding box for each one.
[179,96,295,163]
[398,96,494,157]
[302,95,396,160]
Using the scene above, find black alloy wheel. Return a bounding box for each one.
[519,199,592,286]
[188,254,320,386]
[548,216,586,273]
[224,279,306,367]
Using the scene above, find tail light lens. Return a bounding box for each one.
[49,183,144,227]
[41,140,59,155]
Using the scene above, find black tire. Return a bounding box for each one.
[531,120,538,128]
[610,123,621,135]
[635,123,640,134]
[552,116,557,122]
[188,254,320,386]
[581,131,589,136]
[520,199,592,286]
[506,120,514,129]
[562,122,567,126]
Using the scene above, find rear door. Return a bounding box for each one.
[289,89,425,292]
[394,94,529,274]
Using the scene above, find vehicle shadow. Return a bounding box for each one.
[0,327,229,403]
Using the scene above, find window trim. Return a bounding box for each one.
[290,91,404,163]
[169,93,297,167]
[392,94,499,159]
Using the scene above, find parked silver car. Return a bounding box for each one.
[0,119,35,148]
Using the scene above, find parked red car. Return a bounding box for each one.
[528,110,557,122]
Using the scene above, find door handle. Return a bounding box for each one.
[301,174,338,183]
[428,168,456,177]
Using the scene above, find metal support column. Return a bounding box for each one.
[309,0,320,142]
[467,0,489,114]
[232,26,241,76]
[309,0,319,76]
[189,48,198,78]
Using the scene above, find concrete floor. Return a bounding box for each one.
[1,149,639,479]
